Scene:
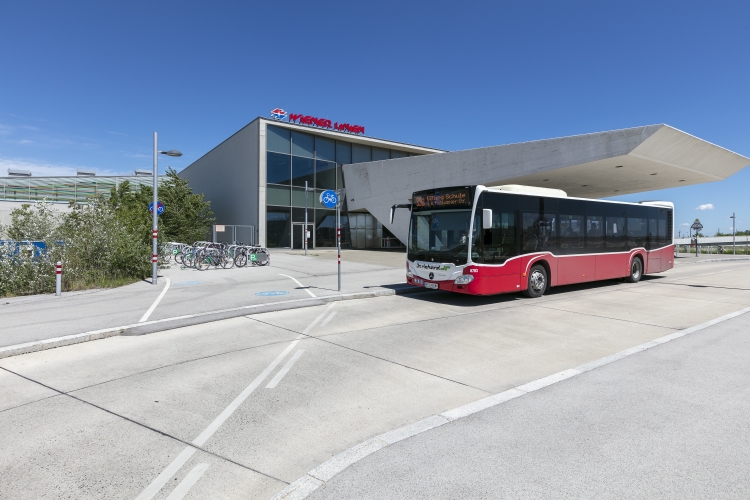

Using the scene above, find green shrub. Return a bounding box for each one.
[0,171,213,297]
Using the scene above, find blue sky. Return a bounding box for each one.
[1,1,748,235]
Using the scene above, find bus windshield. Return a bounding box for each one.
[408,209,473,265]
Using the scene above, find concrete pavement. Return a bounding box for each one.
[307,306,750,500]
[0,260,749,498]
[0,251,411,352]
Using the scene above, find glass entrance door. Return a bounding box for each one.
[292,223,315,249]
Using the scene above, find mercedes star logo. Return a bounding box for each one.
[429,272,434,280]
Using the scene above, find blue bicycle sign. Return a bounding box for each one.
[320,190,339,209]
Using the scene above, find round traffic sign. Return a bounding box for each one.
[149,201,165,215]
[320,190,338,209]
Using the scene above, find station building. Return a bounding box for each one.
[179,113,443,249]
[181,113,750,250]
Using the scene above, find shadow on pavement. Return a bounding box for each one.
[394,276,668,308]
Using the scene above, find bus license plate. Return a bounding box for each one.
[425,282,438,289]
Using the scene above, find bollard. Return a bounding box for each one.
[55,261,62,296]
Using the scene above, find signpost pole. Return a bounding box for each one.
[304,181,308,256]
[731,212,736,254]
[152,132,158,285]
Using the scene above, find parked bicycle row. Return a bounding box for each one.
[161,241,270,270]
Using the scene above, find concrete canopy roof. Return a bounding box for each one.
[342,124,749,244]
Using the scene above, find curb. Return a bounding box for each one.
[269,304,750,500]
[0,286,430,360]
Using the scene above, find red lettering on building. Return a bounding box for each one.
[285,112,364,135]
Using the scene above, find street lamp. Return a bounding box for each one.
[730,213,736,255]
[152,132,182,285]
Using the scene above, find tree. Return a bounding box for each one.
[157,168,214,244]
[108,168,214,246]
[5,203,60,241]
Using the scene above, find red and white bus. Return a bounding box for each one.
[393,185,674,298]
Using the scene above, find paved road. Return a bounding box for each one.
[309,309,750,500]
[0,251,408,349]
[0,259,749,498]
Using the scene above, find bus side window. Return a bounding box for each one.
[483,211,516,263]
[586,215,605,251]
[627,217,647,249]
[606,216,626,251]
[521,212,539,253]
[559,214,584,254]
[627,204,649,250]
[647,207,659,250]
[478,192,519,264]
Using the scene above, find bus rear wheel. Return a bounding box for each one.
[523,264,547,298]
[627,257,642,283]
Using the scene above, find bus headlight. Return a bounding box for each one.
[454,274,474,285]
[406,269,414,278]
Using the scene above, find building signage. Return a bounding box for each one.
[271,108,365,135]
[271,108,287,120]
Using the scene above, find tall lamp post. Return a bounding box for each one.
[730,213,736,255]
[152,131,182,285]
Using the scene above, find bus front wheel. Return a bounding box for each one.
[626,257,642,283]
[523,264,547,298]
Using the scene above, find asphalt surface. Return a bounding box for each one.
[0,258,748,499]
[308,309,750,500]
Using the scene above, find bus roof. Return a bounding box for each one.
[477,185,672,209]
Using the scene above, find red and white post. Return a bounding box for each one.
[55,261,62,296]
[152,229,159,283]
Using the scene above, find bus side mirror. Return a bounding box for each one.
[482,209,492,229]
[390,207,395,225]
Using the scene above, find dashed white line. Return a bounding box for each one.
[302,303,335,334]
[139,278,171,323]
[191,336,303,447]
[164,463,210,500]
[319,311,337,328]
[266,350,305,389]
[280,274,316,297]
[134,446,197,500]
[134,303,335,500]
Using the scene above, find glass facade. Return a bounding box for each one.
[0,176,160,204]
[266,124,416,248]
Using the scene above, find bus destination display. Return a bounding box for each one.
[414,188,472,209]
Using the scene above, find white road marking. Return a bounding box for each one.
[191,336,302,447]
[302,303,335,334]
[134,446,197,500]
[266,350,305,389]
[280,273,316,297]
[164,463,210,500]
[319,310,337,328]
[135,303,334,499]
[139,278,171,323]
